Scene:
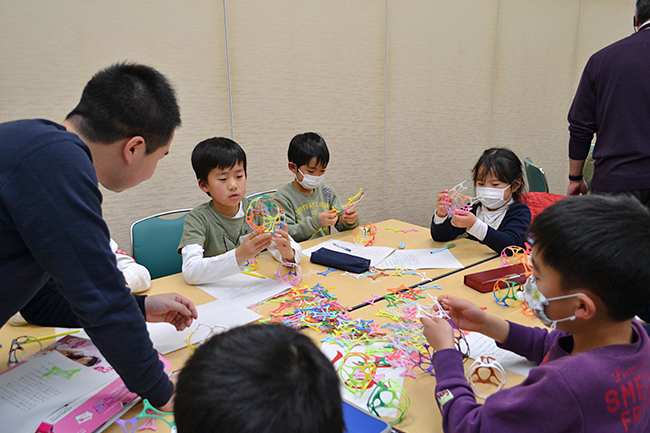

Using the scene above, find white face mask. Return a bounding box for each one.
[524,275,584,330]
[476,184,511,210]
[296,169,325,190]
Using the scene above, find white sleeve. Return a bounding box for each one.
[181,243,244,285]
[268,234,303,264]
[110,238,151,293]
[466,218,488,241]
[433,213,449,225]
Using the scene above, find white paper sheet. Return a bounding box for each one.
[374,249,463,270]
[466,332,536,377]
[57,300,261,355]
[196,273,291,308]
[303,240,395,268]
[145,301,262,354]
[0,350,111,433]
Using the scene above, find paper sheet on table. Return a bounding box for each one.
[57,300,261,355]
[302,239,395,268]
[320,342,405,418]
[196,272,291,308]
[0,350,111,433]
[466,332,536,377]
[374,248,463,270]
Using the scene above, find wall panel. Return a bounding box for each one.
[0,0,637,253]
[0,1,230,251]
[226,0,386,226]
[490,0,581,195]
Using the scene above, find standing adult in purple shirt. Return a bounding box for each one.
[567,0,650,207]
[0,63,197,411]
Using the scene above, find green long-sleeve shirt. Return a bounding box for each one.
[274,182,358,242]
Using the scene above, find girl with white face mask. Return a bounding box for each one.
[431,148,531,253]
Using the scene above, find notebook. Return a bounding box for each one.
[343,400,391,433]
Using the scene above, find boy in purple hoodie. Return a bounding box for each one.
[422,195,650,433]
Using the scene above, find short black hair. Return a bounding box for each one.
[191,137,247,184]
[472,148,526,202]
[529,195,650,321]
[66,62,181,154]
[288,132,330,169]
[637,0,650,25]
[175,323,344,433]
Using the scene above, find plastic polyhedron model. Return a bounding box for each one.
[337,352,377,394]
[276,262,303,287]
[492,277,520,307]
[243,257,259,272]
[185,323,228,355]
[500,244,532,277]
[444,180,477,216]
[366,379,411,425]
[333,188,366,214]
[466,355,507,399]
[246,196,285,235]
[353,222,377,246]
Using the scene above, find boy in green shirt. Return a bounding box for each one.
[178,137,301,285]
[274,132,359,242]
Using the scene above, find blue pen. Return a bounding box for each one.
[430,243,456,254]
[333,242,352,252]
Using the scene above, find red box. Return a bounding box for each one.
[463,264,527,293]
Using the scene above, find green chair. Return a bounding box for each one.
[524,157,550,193]
[130,209,192,279]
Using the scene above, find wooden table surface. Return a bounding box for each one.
[0,219,541,433]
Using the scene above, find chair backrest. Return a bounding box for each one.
[130,209,192,280]
[524,157,550,193]
[520,192,565,222]
[246,189,278,201]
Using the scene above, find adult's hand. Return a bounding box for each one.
[145,293,198,331]
[567,179,588,196]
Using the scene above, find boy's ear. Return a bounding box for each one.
[288,162,298,174]
[122,136,146,165]
[573,293,597,320]
[198,178,210,194]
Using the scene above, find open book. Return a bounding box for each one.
[0,335,162,433]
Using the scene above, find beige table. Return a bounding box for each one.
[0,219,521,433]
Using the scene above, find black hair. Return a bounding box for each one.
[637,0,650,25]
[191,137,247,185]
[66,62,181,154]
[288,132,330,169]
[175,323,344,433]
[472,148,525,202]
[529,195,650,321]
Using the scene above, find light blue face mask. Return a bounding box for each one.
[524,275,585,330]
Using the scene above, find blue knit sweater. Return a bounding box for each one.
[0,119,172,407]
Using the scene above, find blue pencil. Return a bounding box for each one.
[430,243,456,254]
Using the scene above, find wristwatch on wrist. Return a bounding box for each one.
[568,174,584,181]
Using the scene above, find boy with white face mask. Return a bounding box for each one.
[274,132,359,242]
[421,195,650,433]
[431,148,531,253]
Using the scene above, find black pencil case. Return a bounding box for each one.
[309,247,371,274]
